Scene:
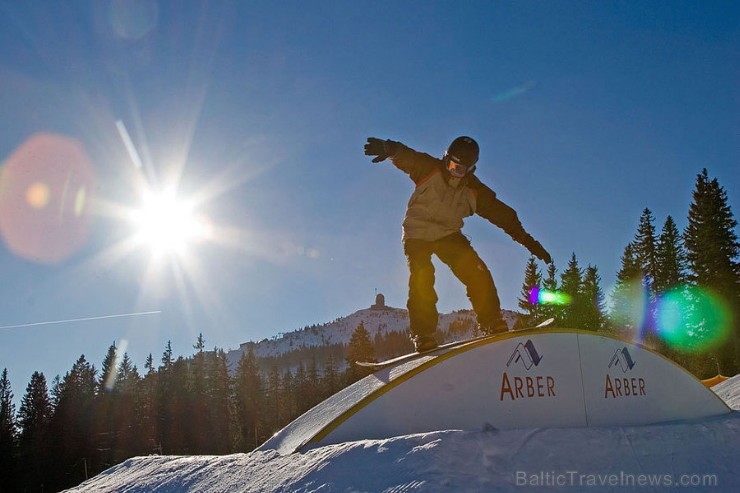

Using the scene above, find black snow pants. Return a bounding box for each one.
[403,231,503,337]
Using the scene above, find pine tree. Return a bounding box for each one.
[138,357,159,455]
[322,354,341,399]
[112,353,141,463]
[540,262,559,322]
[194,333,206,353]
[0,369,18,491]
[50,375,62,408]
[167,357,190,453]
[684,169,740,374]
[580,266,606,331]
[234,347,263,451]
[305,358,321,411]
[632,208,663,336]
[156,342,177,454]
[99,342,118,393]
[116,353,140,393]
[0,369,17,442]
[610,242,644,336]
[634,208,659,292]
[19,373,51,439]
[685,169,740,286]
[345,322,375,383]
[17,372,52,492]
[655,215,688,294]
[293,363,309,415]
[140,349,158,452]
[560,253,583,328]
[264,365,282,436]
[95,344,121,472]
[144,353,155,375]
[161,341,174,370]
[190,334,209,453]
[516,256,542,328]
[50,355,98,489]
[207,349,233,454]
[279,369,295,426]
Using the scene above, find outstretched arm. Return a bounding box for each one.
[364,137,439,184]
[473,179,552,263]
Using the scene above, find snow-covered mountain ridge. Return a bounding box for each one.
[226,297,519,365]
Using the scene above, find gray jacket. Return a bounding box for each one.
[389,143,538,251]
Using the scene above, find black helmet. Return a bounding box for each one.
[445,136,479,167]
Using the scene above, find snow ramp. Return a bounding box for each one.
[259,329,731,455]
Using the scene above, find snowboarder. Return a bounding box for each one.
[364,136,552,352]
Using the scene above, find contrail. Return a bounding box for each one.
[116,119,144,169]
[0,310,162,330]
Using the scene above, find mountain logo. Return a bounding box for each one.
[608,347,636,373]
[604,347,645,398]
[506,340,543,370]
[500,339,554,401]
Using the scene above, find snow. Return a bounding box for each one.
[67,375,740,492]
[713,375,740,411]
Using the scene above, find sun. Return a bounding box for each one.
[128,189,211,256]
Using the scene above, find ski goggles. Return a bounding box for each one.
[445,155,475,178]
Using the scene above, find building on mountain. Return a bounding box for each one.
[371,293,387,310]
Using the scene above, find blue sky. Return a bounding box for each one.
[0,1,737,400]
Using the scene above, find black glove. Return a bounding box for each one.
[364,138,399,163]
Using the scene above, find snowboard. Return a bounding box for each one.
[355,317,554,369]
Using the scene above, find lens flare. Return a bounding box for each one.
[74,187,87,217]
[26,182,50,209]
[528,286,571,305]
[609,279,648,337]
[104,339,128,392]
[0,133,96,264]
[656,286,732,352]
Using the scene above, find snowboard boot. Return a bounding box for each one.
[411,334,438,353]
[478,319,509,335]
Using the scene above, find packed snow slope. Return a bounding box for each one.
[69,375,740,492]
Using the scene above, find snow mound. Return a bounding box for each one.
[67,413,740,492]
[261,330,732,454]
[67,342,740,492]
